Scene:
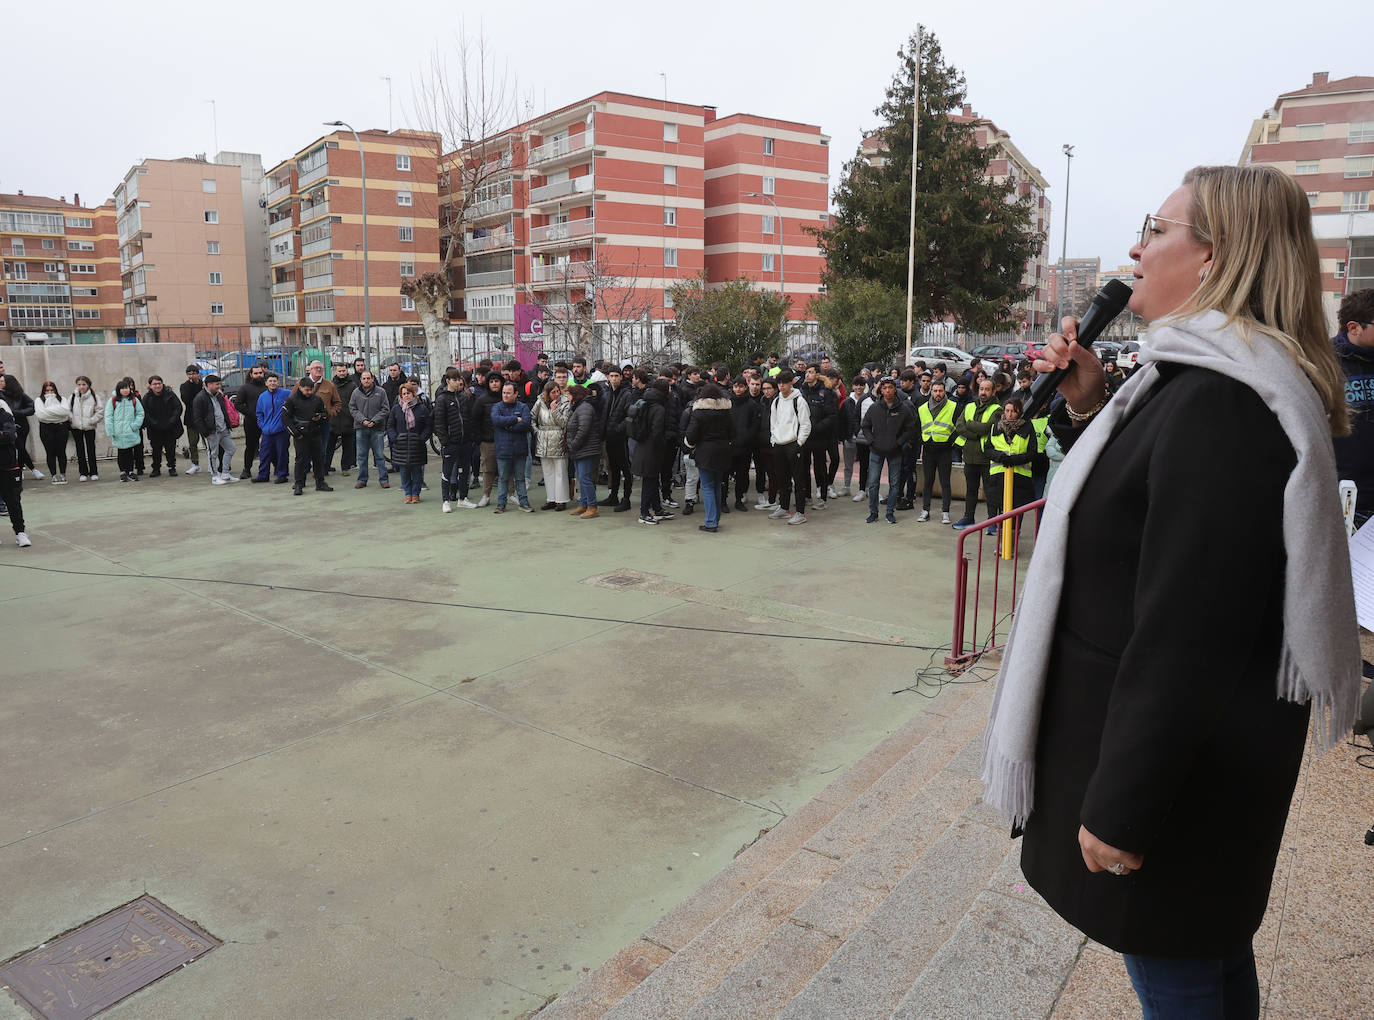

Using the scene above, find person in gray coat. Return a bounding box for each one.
[349,370,391,488]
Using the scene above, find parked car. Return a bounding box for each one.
[1095,340,1126,365]
[1117,341,1143,372]
[908,345,975,377]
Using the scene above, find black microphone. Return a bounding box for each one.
[1025,278,1133,420]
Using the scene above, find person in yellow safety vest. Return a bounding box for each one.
[1030,408,1051,503]
[986,396,1036,540]
[916,379,958,523]
[952,377,1001,529]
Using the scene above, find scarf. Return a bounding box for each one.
[401,397,416,430]
[982,309,1361,826]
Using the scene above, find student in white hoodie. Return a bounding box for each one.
[767,369,812,525]
[34,380,73,483]
[67,375,103,481]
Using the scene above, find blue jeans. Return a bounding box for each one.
[868,450,901,518]
[399,464,424,498]
[699,467,721,527]
[574,456,598,508]
[496,456,528,507]
[1123,945,1259,1020]
[355,426,388,484]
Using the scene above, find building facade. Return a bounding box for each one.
[1050,257,1101,323]
[264,129,441,350]
[1,192,122,346]
[1240,72,1374,322]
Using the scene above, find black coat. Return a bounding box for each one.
[605,382,635,441]
[180,379,204,428]
[191,388,234,437]
[564,398,604,460]
[386,400,433,465]
[629,387,668,476]
[281,390,326,438]
[234,378,268,433]
[433,389,467,448]
[330,376,358,432]
[799,380,837,443]
[1021,365,1307,958]
[471,388,501,444]
[859,397,917,456]
[684,398,735,474]
[142,388,184,434]
[728,392,761,453]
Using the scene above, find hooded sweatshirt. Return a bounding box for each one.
[770,387,812,447]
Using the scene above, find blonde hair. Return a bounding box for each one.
[1179,165,1348,435]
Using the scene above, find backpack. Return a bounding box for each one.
[626,398,650,442]
[222,392,241,428]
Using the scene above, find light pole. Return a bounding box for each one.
[745,191,786,343]
[325,120,370,368]
[1056,143,1074,329]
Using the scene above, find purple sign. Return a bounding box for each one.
[513,304,544,371]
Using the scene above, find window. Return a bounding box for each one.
[1297,123,1324,141]
[663,122,678,142]
[762,214,775,235]
[207,241,220,255]
[70,263,96,274]
[396,153,411,171]
[398,225,414,242]
[1306,192,1319,207]
[72,287,98,297]
[8,263,25,280]
[819,212,828,223]
[204,210,218,224]
[1344,156,1373,178]
[664,207,676,226]
[209,271,223,285]
[761,253,775,272]
[202,179,217,193]
[43,262,60,273]
[664,247,678,268]
[74,308,101,319]
[401,295,416,311]
[1343,191,1370,212]
[1336,260,1347,279]
[762,176,775,195]
[397,190,413,207]
[1296,161,1320,175]
[42,238,55,249]
[67,239,95,251]
[400,260,414,277]
[65,216,92,229]
[664,165,677,185]
[664,289,674,309]
[210,302,224,315]
[764,137,774,156]
[1351,122,1374,143]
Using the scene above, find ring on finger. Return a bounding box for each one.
[1106,862,1128,876]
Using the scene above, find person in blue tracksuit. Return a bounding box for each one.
[254,373,291,483]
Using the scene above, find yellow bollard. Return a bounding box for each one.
[1001,469,1015,560]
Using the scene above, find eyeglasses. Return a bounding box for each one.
[1138,214,1194,250]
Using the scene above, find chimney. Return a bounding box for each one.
[703,105,716,124]
[961,104,973,118]
[1312,72,1329,87]
[74,192,80,207]
[17,189,22,196]
[60,196,66,203]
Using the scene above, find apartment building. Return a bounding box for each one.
[264,128,440,348]
[1,192,121,346]
[448,91,828,356]
[704,112,830,319]
[1050,257,1101,322]
[115,157,254,344]
[1240,72,1374,319]
[860,103,1052,330]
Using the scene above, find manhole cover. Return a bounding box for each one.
[0,895,219,1020]
[601,574,641,587]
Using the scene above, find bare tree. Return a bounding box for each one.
[401,27,521,377]
[521,250,660,366]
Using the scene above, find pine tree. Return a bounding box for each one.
[815,28,1042,333]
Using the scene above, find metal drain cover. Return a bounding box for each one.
[601,573,642,587]
[0,895,219,1020]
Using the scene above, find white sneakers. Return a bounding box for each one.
[15,532,31,547]
[813,499,827,510]
[442,501,453,513]
[223,473,240,483]
[90,474,99,482]
[768,507,790,520]
[31,468,43,479]
[456,498,478,509]
[917,510,930,522]
[186,464,200,475]
[832,486,849,497]
[211,476,228,485]
[476,493,491,507]
[78,475,89,482]
[941,511,951,524]
[851,492,865,502]
[788,512,807,525]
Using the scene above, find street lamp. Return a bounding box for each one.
[325,120,370,367]
[745,191,786,341]
[1056,144,1074,329]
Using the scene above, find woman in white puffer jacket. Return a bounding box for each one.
[67,375,103,481]
[34,381,73,483]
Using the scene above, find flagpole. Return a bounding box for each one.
[904,26,922,364]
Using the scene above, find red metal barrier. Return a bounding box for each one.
[947,498,1046,667]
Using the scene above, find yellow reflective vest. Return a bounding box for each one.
[1031,414,1049,454]
[956,399,999,448]
[989,425,1033,477]
[918,398,958,444]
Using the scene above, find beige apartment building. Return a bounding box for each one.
[116,157,254,345]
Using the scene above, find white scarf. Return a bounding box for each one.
[982,310,1362,826]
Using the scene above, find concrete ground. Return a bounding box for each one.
[0,463,989,1019]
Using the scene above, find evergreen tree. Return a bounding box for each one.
[816,28,1042,333]
[809,278,906,376]
[669,274,790,372]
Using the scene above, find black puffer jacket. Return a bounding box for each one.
[799,379,837,443]
[142,387,184,434]
[330,375,358,433]
[470,387,502,444]
[859,396,918,456]
[564,397,604,460]
[387,399,433,465]
[433,389,467,448]
[605,381,635,440]
[630,385,669,476]
[282,389,327,438]
[234,377,268,432]
[684,397,736,475]
[729,392,760,452]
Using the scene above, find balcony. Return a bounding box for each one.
[467,303,514,323]
[530,260,594,285]
[463,232,514,255]
[267,179,293,206]
[468,193,514,221]
[529,175,595,206]
[6,271,67,282]
[270,241,296,265]
[298,201,330,225]
[122,287,132,300]
[10,312,74,328]
[305,307,334,323]
[301,236,333,258]
[130,249,144,269]
[273,298,297,324]
[269,217,296,237]
[298,159,329,189]
[464,268,515,289]
[303,273,333,290]
[528,218,596,248]
[528,130,596,167]
[133,280,147,297]
[272,279,297,295]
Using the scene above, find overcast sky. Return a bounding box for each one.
[5,0,1348,282]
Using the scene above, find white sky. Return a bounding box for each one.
[4,0,1348,282]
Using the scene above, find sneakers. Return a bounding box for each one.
[613,501,632,513]
[787,511,807,525]
[493,503,507,514]
[251,476,268,483]
[886,513,898,525]
[224,473,241,483]
[476,493,491,507]
[16,532,31,548]
[813,498,827,510]
[239,469,251,480]
[442,500,453,513]
[895,498,914,511]
[917,510,930,522]
[293,485,304,495]
[90,474,99,482]
[941,512,951,525]
[734,500,750,512]
[148,469,161,479]
[212,476,228,485]
[316,482,334,492]
[663,497,680,509]
[186,464,200,475]
[31,468,43,479]
[698,524,718,533]
[167,468,176,477]
[683,499,695,516]
[754,498,772,510]
[456,498,478,509]
[654,511,676,521]
[952,517,975,529]
[832,485,849,497]
[519,503,534,513]
[638,515,659,525]
[78,475,88,482]
[866,513,879,524]
[120,472,130,483]
[768,507,790,520]
[851,492,865,502]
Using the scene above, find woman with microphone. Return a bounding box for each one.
[983,165,1360,1018]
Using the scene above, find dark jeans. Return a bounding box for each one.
[442,443,472,501]
[805,439,828,501]
[15,417,34,470]
[1123,945,1259,1020]
[399,464,424,498]
[606,438,632,503]
[853,443,870,491]
[304,421,331,475]
[574,455,598,508]
[728,453,752,505]
[293,433,326,488]
[868,450,902,518]
[355,426,388,484]
[73,429,98,476]
[0,467,24,533]
[242,424,261,474]
[328,428,356,471]
[898,442,919,501]
[39,421,71,475]
[920,441,954,512]
[773,441,807,513]
[986,469,1033,529]
[962,462,989,521]
[116,447,136,474]
[638,476,662,518]
[257,433,289,481]
[825,440,841,490]
[699,467,722,527]
[147,427,178,471]
[752,447,774,500]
